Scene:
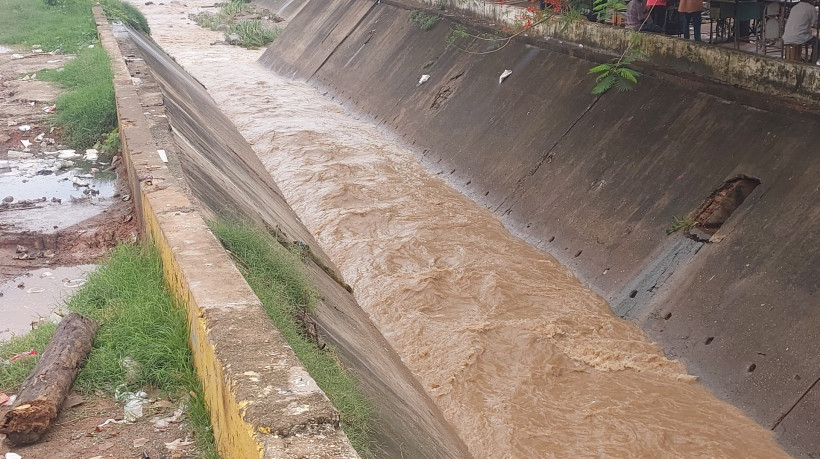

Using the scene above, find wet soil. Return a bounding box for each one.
[0,392,197,459]
[0,46,138,285]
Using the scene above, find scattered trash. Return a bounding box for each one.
[4,395,17,406]
[0,392,8,405]
[6,452,23,459]
[157,149,168,163]
[34,132,45,141]
[88,44,95,48]
[63,278,86,288]
[84,148,98,161]
[11,53,24,59]
[116,388,149,422]
[165,438,194,453]
[57,149,77,159]
[97,418,128,428]
[153,407,184,432]
[43,105,55,114]
[18,125,30,132]
[72,177,89,187]
[26,287,45,294]
[417,74,430,86]
[499,69,512,84]
[9,349,39,361]
[131,77,143,86]
[16,245,26,253]
[20,140,31,149]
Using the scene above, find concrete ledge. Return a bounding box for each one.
[413,0,820,105]
[93,7,358,458]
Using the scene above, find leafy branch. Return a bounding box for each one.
[588,52,640,94]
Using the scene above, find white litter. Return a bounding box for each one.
[20,140,31,148]
[18,125,30,132]
[72,177,89,187]
[157,149,168,163]
[58,150,77,159]
[417,74,430,86]
[84,148,98,161]
[499,69,512,84]
[6,452,23,459]
[97,418,128,428]
[34,133,44,141]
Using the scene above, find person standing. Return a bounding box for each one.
[783,0,819,62]
[679,0,703,41]
[647,0,668,32]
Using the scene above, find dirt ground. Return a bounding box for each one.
[0,44,194,459]
[0,392,198,459]
[0,46,139,284]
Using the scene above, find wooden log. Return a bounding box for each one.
[0,313,97,445]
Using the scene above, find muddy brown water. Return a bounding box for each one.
[135,1,788,457]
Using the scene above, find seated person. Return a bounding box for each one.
[783,0,819,63]
[626,0,664,32]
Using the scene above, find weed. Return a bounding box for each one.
[39,45,117,149]
[209,220,375,458]
[227,20,281,49]
[0,245,218,458]
[101,0,151,34]
[445,24,469,50]
[410,10,441,31]
[97,127,121,158]
[593,0,627,22]
[588,53,640,94]
[666,214,697,235]
[0,0,97,53]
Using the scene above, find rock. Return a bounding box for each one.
[57,150,77,159]
[215,23,229,31]
[227,33,242,44]
[2,196,12,203]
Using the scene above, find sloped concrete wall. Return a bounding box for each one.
[259,1,820,457]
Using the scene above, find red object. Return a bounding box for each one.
[9,349,38,361]
[0,393,9,405]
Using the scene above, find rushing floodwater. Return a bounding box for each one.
[139,2,788,457]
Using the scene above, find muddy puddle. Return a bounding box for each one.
[135,1,789,457]
[0,265,95,342]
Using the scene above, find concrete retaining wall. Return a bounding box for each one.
[96,7,359,458]
[108,7,471,459]
[260,1,820,457]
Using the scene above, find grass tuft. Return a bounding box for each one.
[227,20,281,49]
[0,245,218,458]
[209,219,375,457]
[101,0,151,34]
[0,0,97,54]
[666,214,697,235]
[39,45,117,150]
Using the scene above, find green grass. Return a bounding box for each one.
[101,0,150,34]
[209,219,375,458]
[227,20,281,49]
[39,45,117,150]
[0,245,217,459]
[0,0,97,53]
[192,1,281,49]
[0,323,57,393]
[666,214,697,235]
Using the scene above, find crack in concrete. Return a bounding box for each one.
[771,373,820,430]
[494,94,603,214]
